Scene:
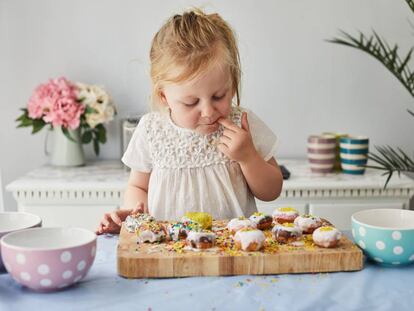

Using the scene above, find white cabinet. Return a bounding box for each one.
[256,160,414,230]
[308,201,404,230]
[6,159,414,231]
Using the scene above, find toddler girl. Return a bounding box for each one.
[96,8,283,234]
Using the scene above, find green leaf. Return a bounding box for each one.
[82,131,93,144]
[93,138,100,156]
[61,127,77,142]
[86,106,98,114]
[96,125,107,143]
[31,119,46,134]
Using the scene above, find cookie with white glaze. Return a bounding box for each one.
[272,207,299,224]
[234,228,266,251]
[312,226,342,248]
[272,222,302,244]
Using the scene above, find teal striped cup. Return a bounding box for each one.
[339,136,369,175]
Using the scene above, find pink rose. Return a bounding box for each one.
[27,77,84,129]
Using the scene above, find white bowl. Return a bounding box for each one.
[0,212,42,269]
[0,227,96,292]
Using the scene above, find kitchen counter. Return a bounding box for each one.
[1,233,413,311]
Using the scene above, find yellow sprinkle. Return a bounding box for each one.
[278,207,297,212]
[319,226,334,232]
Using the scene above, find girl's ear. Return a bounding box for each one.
[159,91,168,106]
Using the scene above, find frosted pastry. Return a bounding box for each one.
[272,207,299,224]
[226,217,256,235]
[249,212,273,230]
[272,222,302,244]
[234,228,266,251]
[125,213,155,233]
[186,230,216,249]
[166,221,201,241]
[136,222,166,243]
[294,214,323,234]
[312,226,342,248]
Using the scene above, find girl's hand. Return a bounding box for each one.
[95,202,148,235]
[217,112,258,164]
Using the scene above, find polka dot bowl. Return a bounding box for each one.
[352,209,414,266]
[0,212,42,270]
[0,227,96,292]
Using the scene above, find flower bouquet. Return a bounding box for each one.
[16,77,116,155]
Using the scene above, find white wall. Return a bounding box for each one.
[1,0,414,211]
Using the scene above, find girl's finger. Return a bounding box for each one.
[102,214,111,227]
[219,135,232,145]
[217,143,229,154]
[217,118,239,132]
[111,212,122,226]
[223,129,236,138]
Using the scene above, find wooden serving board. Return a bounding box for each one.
[117,221,363,278]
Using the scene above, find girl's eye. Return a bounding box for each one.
[213,94,226,101]
[183,99,199,106]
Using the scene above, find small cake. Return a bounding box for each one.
[136,222,166,243]
[312,226,342,248]
[166,221,201,241]
[181,212,212,230]
[125,213,155,233]
[294,214,323,234]
[272,207,299,224]
[226,217,256,234]
[249,212,273,230]
[186,230,216,249]
[234,228,266,251]
[272,222,302,244]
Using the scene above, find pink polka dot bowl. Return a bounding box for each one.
[0,212,42,270]
[0,227,96,292]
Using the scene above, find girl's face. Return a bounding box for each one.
[161,64,234,135]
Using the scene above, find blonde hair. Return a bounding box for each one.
[150,8,241,110]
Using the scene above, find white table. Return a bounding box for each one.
[6,159,414,231]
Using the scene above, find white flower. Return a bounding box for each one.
[76,83,116,128]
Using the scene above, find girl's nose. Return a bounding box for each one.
[200,101,215,118]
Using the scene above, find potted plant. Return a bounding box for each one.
[328,0,414,187]
[16,77,116,166]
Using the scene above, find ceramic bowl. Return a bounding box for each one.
[0,212,42,269]
[0,227,96,292]
[352,209,414,266]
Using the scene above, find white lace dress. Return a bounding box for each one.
[122,106,278,221]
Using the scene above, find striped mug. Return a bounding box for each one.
[307,134,336,173]
[339,136,369,174]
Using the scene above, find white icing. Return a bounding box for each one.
[137,229,165,243]
[227,218,256,233]
[272,208,299,218]
[234,229,265,251]
[125,213,155,233]
[272,224,302,236]
[312,227,342,247]
[186,231,216,245]
[249,214,271,225]
[294,215,322,232]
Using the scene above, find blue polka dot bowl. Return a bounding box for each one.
[352,209,414,266]
[0,227,96,292]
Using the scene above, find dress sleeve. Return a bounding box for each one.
[121,114,152,172]
[244,108,278,161]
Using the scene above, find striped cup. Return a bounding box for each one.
[339,136,369,175]
[307,134,336,173]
